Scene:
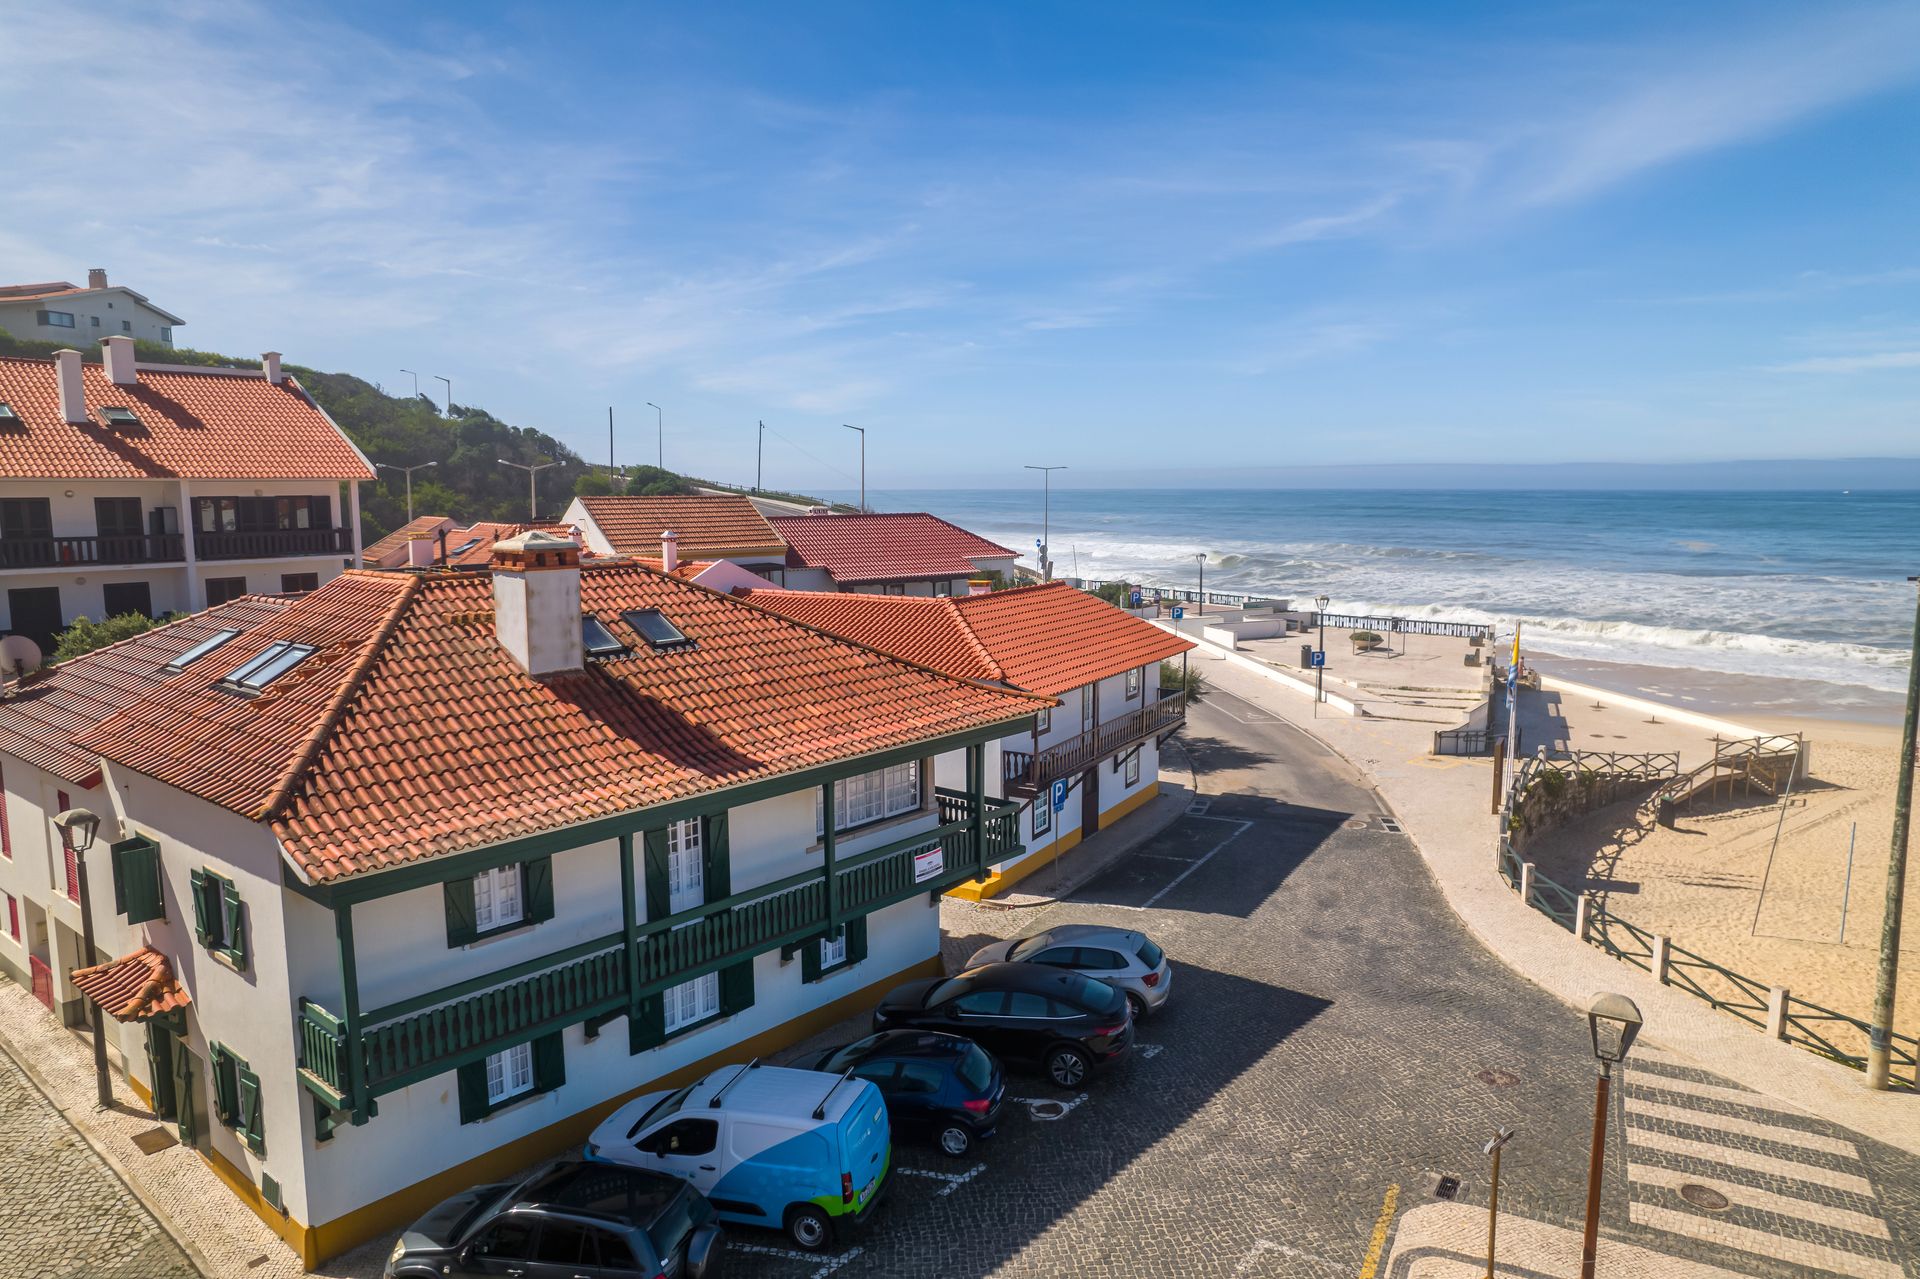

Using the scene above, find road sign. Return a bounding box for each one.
[1311,650,1326,668]
[1172,606,1185,621]
[1051,779,1068,812]
[1130,590,1142,608]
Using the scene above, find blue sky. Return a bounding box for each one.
[4,2,1919,490]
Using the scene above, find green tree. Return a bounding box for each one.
[53,613,168,663]
[1089,581,1133,606]
[618,465,698,497]
[1160,659,1206,704]
[574,470,618,497]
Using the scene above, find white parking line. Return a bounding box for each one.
[1136,819,1254,910]
[898,1162,986,1196]
[1009,1092,1089,1120]
[1233,1237,1347,1273]
[1135,1043,1164,1059]
[730,1243,864,1277]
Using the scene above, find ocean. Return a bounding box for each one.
[849,488,1920,721]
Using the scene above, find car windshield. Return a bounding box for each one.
[1007,935,1054,961]
[957,1044,994,1092]
[1136,937,1165,968]
[627,1085,694,1139]
[820,1035,881,1073]
[454,1184,521,1245]
[1063,972,1124,1014]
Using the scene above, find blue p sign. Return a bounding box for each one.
[1311,650,1326,668]
[1130,590,1143,607]
[1172,606,1185,621]
[1051,779,1068,811]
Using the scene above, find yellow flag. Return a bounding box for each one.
[1511,622,1521,668]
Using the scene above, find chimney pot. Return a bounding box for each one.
[87,268,107,291]
[661,529,679,573]
[490,530,583,675]
[54,349,87,423]
[262,352,283,384]
[406,532,436,568]
[102,335,137,386]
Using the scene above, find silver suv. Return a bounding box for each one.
[968,925,1172,1020]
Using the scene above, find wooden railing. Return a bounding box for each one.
[0,534,185,569]
[195,527,352,560]
[296,796,1021,1107]
[1003,693,1186,792]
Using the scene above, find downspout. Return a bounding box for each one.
[619,834,639,1023]
[822,783,839,936]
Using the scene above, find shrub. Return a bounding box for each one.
[52,612,169,662]
[1351,630,1382,651]
[1160,660,1206,704]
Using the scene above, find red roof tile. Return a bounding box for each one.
[0,597,290,784]
[741,581,1193,697]
[0,356,373,480]
[362,516,456,568]
[768,512,1014,584]
[576,495,785,559]
[70,947,191,1022]
[78,565,1048,883]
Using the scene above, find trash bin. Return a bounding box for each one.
[1656,794,1677,828]
[1301,643,1315,668]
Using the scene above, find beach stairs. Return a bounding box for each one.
[1645,734,1805,816]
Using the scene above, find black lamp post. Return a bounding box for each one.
[1580,992,1643,1278]
[1315,593,1330,704]
[54,806,113,1109]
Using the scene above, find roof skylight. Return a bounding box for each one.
[582,615,629,658]
[164,628,241,673]
[0,402,17,423]
[220,641,317,693]
[621,608,693,650]
[99,406,140,426]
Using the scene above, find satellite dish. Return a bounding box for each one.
[0,634,44,678]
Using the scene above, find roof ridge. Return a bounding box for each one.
[257,574,423,825]
[938,596,1007,683]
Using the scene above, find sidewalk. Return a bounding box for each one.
[1384,1203,1753,1278]
[1171,629,1920,1155]
[980,777,1194,908]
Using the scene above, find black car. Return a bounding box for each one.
[384,1159,723,1279]
[872,962,1132,1088]
[797,1030,1006,1157]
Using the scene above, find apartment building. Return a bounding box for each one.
[0,269,184,348]
[0,341,372,647]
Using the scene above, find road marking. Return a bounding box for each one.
[1207,688,1287,724]
[1625,1097,1859,1158]
[1630,1203,1903,1279]
[1134,819,1255,910]
[1628,1162,1890,1240]
[1234,1237,1347,1273]
[1009,1092,1089,1120]
[1135,1042,1164,1059]
[1624,1126,1875,1196]
[1133,852,1202,863]
[898,1163,986,1197]
[1355,1183,1399,1279]
[1631,1067,1817,1118]
[731,1243,864,1277]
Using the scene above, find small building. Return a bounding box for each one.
[0,269,185,348]
[561,494,789,575]
[767,511,1018,595]
[0,341,372,646]
[741,581,1192,896]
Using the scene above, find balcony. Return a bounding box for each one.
[1003,690,1186,794]
[195,527,353,561]
[296,793,1021,1112]
[0,534,185,570]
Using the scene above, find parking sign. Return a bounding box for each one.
[1051,779,1068,811]
[1311,650,1326,668]
[1130,590,1142,608]
[1172,606,1185,621]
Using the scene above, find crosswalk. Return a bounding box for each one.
[1622,1045,1908,1279]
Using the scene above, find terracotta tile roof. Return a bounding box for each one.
[0,356,374,480]
[0,597,290,785]
[0,281,82,301]
[362,516,456,568]
[78,565,1048,883]
[768,512,1014,584]
[576,495,786,559]
[70,947,191,1022]
[630,556,718,581]
[741,581,1193,697]
[442,523,582,569]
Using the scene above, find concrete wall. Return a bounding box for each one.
[0,291,179,346]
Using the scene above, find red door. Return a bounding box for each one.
[29,956,53,1012]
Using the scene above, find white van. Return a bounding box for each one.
[588,1062,891,1250]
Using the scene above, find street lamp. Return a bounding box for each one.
[1024,465,1065,581]
[399,368,419,399]
[843,425,866,513]
[54,807,112,1109]
[434,375,453,417]
[1484,1127,1515,1278]
[646,402,663,470]
[1194,553,1206,628]
[497,458,560,522]
[375,461,438,523]
[1580,993,1643,1279]
[1315,593,1331,705]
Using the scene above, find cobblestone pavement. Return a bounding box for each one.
[0,1039,199,1279]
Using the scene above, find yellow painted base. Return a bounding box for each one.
[950,781,1159,901]
[298,952,945,1269]
[128,1074,153,1108]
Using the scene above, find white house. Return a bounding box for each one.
[561,494,790,576]
[740,581,1193,897]
[767,511,1018,595]
[0,341,373,647]
[6,532,1039,1266]
[0,269,185,348]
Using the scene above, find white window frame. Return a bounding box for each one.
[1126,666,1142,699]
[1125,748,1142,787]
[472,865,523,933]
[664,972,721,1033]
[40,310,75,328]
[1035,706,1051,735]
[819,931,848,970]
[1080,685,1095,735]
[484,1042,535,1105]
[817,761,921,835]
[1032,799,1051,838]
[666,818,704,915]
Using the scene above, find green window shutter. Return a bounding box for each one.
[846,914,868,966]
[532,1031,565,1093]
[641,829,669,920]
[720,956,755,1016]
[237,1063,265,1154]
[189,869,212,946]
[801,939,822,983]
[702,812,731,901]
[456,1059,491,1124]
[627,992,665,1055]
[443,877,477,948]
[219,880,248,970]
[523,856,555,925]
[110,841,129,915]
[208,1043,238,1126]
[112,837,163,924]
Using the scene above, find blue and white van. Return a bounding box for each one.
[587,1061,891,1250]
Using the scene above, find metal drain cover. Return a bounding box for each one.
[1345,819,1369,830]
[1679,1184,1731,1212]
[1476,1068,1519,1087]
[1432,1175,1460,1200]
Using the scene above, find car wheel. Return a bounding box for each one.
[786,1204,833,1251]
[1046,1044,1090,1088]
[938,1123,974,1158]
[1125,992,1147,1022]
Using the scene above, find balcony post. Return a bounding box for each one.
[178,478,198,610]
[969,743,987,877]
[619,833,639,1019]
[335,902,367,1124]
[822,782,839,934]
[347,479,364,565]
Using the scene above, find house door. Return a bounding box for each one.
[170,1037,198,1147]
[28,955,54,1012]
[7,587,63,650]
[1081,767,1100,837]
[145,1023,178,1123]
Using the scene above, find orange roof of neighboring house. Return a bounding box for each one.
[740,581,1193,697]
[575,495,786,559]
[0,356,373,480]
[768,512,1014,584]
[631,556,718,581]
[70,947,191,1022]
[0,281,86,301]
[77,564,1048,883]
[363,519,586,570]
[0,597,291,785]
[362,516,457,568]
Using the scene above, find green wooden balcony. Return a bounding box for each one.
[297,794,1020,1112]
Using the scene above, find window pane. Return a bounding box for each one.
[534,1221,588,1264]
[820,932,847,969]
[667,820,703,913]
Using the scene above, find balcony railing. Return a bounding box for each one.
[0,534,185,569]
[1003,691,1186,793]
[296,794,1021,1111]
[195,527,353,560]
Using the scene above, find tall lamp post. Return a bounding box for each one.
[1315,593,1330,704]
[54,807,112,1109]
[1868,574,1920,1089]
[375,460,437,523]
[1580,993,1643,1279]
[434,375,453,417]
[646,402,664,470]
[843,425,866,512]
[1484,1127,1515,1278]
[497,458,559,522]
[1195,553,1206,626]
[399,368,419,399]
[1024,465,1065,581]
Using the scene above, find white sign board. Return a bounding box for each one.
[913,845,945,883]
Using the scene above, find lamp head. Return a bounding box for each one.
[1316,593,1330,609]
[53,807,101,855]
[1587,992,1644,1065]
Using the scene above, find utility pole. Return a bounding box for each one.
[434,375,452,417]
[497,458,559,523]
[376,461,438,523]
[647,402,663,470]
[1195,553,1205,620]
[757,422,765,493]
[1024,465,1065,581]
[1867,575,1920,1089]
[608,407,615,482]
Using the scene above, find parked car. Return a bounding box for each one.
[968,924,1173,1020]
[796,1030,1006,1157]
[871,962,1132,1088]
[383,1159,722,1279]
[587,1061,890,1251]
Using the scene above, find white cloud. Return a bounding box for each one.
[1767,351,1920,374]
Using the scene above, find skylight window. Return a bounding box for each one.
[99,406,140,426]
[0,402,17,423]
[582,615,629,658]
[164,628,241,673]
[621,608,693,650]
[450,538,484,556]
[220,641,316,692]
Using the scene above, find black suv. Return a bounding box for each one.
[384,1159,723,1279]
[872,962,1132,1088]
[797,1030,1006,1157]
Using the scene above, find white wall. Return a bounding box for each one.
[0,291,179,346]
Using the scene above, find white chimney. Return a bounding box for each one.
[102,335,137,386]
[54,349,87,423]
[262,351,283,384]
[406,532,436,568]
[87,268,107,290]
[490,530,583,675]
[661,529,679,573]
